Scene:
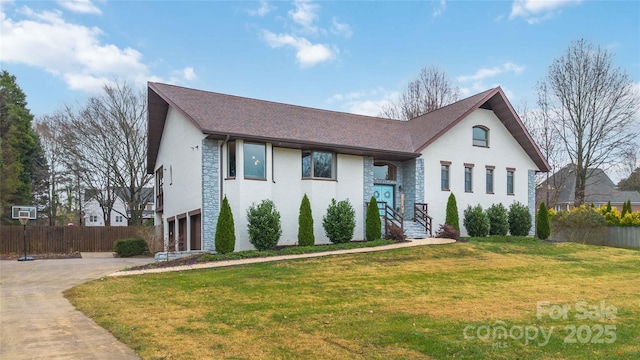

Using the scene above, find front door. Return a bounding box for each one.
[373,185,394,214]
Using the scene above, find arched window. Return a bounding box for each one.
[373,162,396,180]
[473,126,489,147]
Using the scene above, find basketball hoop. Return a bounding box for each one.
[19,216,29,226]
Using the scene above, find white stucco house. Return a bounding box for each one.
[147,82,549,253]
[83,188,155,226]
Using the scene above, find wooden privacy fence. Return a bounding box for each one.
[0,226,161,254]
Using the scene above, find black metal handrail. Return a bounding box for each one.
[414,203,433,236]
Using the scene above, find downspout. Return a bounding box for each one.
[220,135,230,203]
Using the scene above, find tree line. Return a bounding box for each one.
[0,72,152,226]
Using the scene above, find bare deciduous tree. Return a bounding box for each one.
[35,112,69,225]
[521,83,569,209]
[538,39,640,206]
[379,66,459,120]
[55,80,152,226]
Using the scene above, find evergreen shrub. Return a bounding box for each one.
[298,194,315,247]
[508,201,532,236]
[215,195,235,254]
[365,196,382,241]
[247,200,282,250]
[463,204,490,237]
[113,237,148,257]
[445,193,460,231]
[323,199,356,244]
[486,203,509,236]
[536,202,550,240]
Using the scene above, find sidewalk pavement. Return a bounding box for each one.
[110,238,456,277]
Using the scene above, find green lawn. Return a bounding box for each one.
[65,238,640,359]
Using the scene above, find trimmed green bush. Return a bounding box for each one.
[365,196,382,241]
[536,202,550,240]
[445,193,460,231]
[486,203,509,236]
[113,237,148,257]
[463,204,490,237]
[508,201,532,236]
[215,195,235,254]
[606,201,612,213]
[323,199,356,244]
[298,194,315,247]
[247,200,282,250]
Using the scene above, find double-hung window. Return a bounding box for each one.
[441,161,451,191]
[507,168,515,195]
[486,166,494,194]
[464,164,474,192]
[302,150,335,179]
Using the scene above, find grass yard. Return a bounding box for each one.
[65,238,640,359]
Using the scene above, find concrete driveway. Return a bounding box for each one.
[0,255,153,360]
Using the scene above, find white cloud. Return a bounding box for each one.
[288,0,320,34]
[330,17,352,38]
[327,88,399,116]
[0,6,190,92]
[57,0,102,15]
[169,67,197,83]
[457,62,525,82]
[262,30,335,67]
[432,0,446,17]
[509,0,582,24]
[248,0,274,17]
[182,67,196,81]
[259,0,349,68]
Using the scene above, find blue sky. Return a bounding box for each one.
[1,0,639,119]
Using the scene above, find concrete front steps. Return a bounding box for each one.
[403,220,431,239]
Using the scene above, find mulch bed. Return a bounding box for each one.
[0,252,83,260]
[127,254,205,271]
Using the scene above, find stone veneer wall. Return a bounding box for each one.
[201,138,220,251]
[402,159,416,220]
[402,159,425,220]
[528,169,536,235]
[363,157,374,235]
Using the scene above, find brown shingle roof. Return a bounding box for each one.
[147,82,550,174]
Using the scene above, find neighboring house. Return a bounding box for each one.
[147,82,549,252]
[83,192,127,227]
[536,164,640,212]
[84,188,155,226]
